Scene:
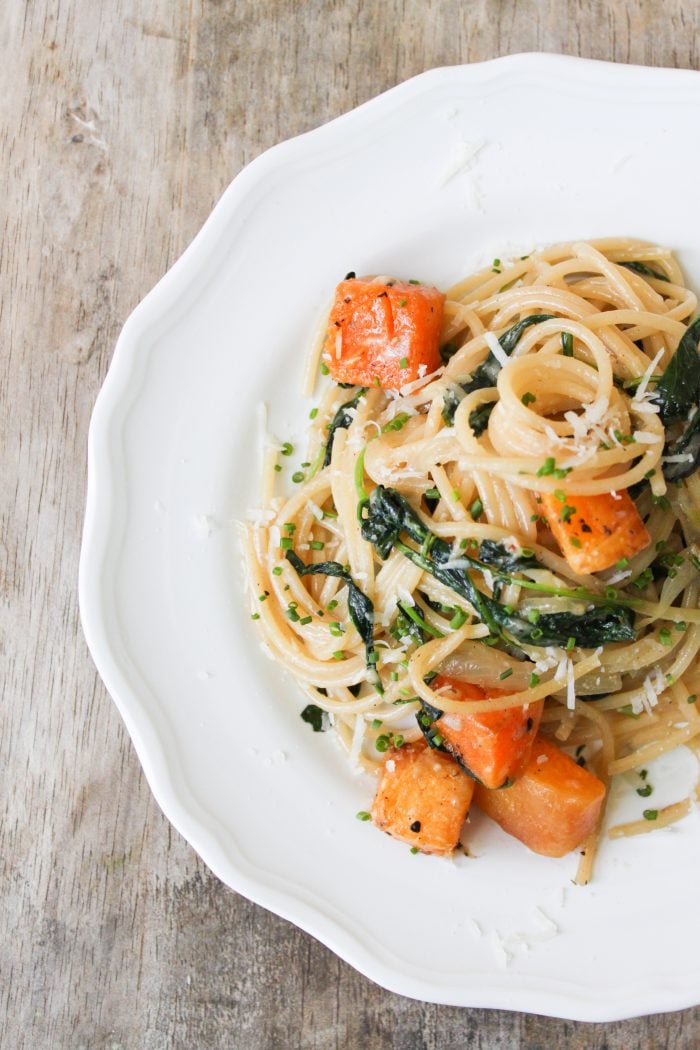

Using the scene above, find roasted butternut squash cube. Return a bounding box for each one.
[323,278,444,390]
[371,740,473,855]
[538,490,650,575]
[474,736,606,858]
[428,676,543,789]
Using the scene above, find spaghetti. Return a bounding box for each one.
[243,239,700,881]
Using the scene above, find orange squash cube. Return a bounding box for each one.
[538,490,650,575]
[323,278,445,390]
[371,740,474,855]
[474,736,606,857]
[429,676,543,789]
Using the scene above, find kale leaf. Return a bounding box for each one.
[323,387,367,467]
[301,704,330,732]
[619,261,670,283]
[285,550,381,689]
[651,317,700,482]
[652,317,700,424]
[441,314,555,426]
[663,408,700,483]
[360,486,636,650]
[478,539,540,573]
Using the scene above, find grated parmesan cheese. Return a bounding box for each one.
[484,331,509,369]
[633,431,662,444]
[632,348,664,401]
[399,364,445,396]
[566,658,576,710]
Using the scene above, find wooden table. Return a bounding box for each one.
[4,2,700,1046]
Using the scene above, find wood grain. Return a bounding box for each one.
[2,1,700,1046]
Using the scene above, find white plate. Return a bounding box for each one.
[80,54,700,1020]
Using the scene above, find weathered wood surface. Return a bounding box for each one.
[3,1,700,1047]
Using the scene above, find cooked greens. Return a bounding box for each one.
[323,387,367,466]
[619,260,670,283]
[360,485,636,650]
[301,704,330,732]
[285,550,381,689]
[651,317,700,481]
[441,314,555,427]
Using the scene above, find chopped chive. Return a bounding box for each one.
[536,457,556,477]
[258,592,269,602]
[469,498,483,519]
[310,540,325,550]
[637,784,653,797]
[659,628,672,646]
[309,407,318,419]
[272,566,283,576]
[554,489,566,503]
[521,391,536,406]
[299,615,312,625]
[561,505,576,523]
[291,471,305,483]
[561,332,574,356]
[499,668,514,681]
[284,522,296,534]
[281,442,293,456]
[616,557,629,569]
[251,613,260,620]
[332,650,345,660]
[280,537,293,550]
[381,412,410,433]
[320,362,329,375]
[527,609,540,624]
[390,671,399,682]
[410,846,419,854]
[643,809,658,821]
[566,636,576,651]
[675,621,687,632]
[375,734,391,752]
[393,734,405,748]
[286,607,300,622]
[450,607,468,629]
[399,356,408,369]
[605,586,617,600]
[356,810,371,821]
[274,463,282,472]
[452,488,460,502]
[371,718,382,729]
[529,673,540,688]
[552,467,572,479]
[327,599,339,611]
[398,298,407,307]
[688,694,697,704]
[570,537,582,548]
[409,279,421,285]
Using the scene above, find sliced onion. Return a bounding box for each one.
[439,641,534,691]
